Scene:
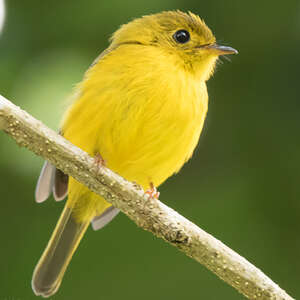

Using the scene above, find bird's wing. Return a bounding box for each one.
[35,161,68,203]
[91,206,120,231]
[35,161,56,203]
[53,168,68,201]
[35,46,117,204]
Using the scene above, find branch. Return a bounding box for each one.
[0,94,294,300]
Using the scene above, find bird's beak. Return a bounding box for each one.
[205,44,238,55]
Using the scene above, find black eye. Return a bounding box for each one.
[173,29,190,44]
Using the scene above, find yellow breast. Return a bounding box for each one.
[63,44,208,188]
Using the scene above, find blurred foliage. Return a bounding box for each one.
[1,1,300,299]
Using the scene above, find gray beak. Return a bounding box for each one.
[206,44,238,55]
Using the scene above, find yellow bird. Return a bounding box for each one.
[32,10,237,297]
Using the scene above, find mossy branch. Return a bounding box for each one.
[0,94,294,300]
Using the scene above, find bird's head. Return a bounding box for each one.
[111,11,237,81]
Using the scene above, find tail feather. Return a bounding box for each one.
[32,205,90,298]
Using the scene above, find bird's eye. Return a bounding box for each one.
[173,29,190,44]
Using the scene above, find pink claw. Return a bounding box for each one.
[145,182,160,199]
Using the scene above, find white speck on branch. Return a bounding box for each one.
[0,94,295,300]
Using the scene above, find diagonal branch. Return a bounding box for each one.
[0,94,294,300]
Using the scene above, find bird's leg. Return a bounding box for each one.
[94,152,106,173]
[145,182,160,199]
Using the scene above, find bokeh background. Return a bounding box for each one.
[1,0,300,299]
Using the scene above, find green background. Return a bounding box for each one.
[1,1,299,299]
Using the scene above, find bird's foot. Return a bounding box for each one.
[145,182,160,199]
[94,152,106,172]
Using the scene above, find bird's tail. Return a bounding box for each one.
[32,204,90,298]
